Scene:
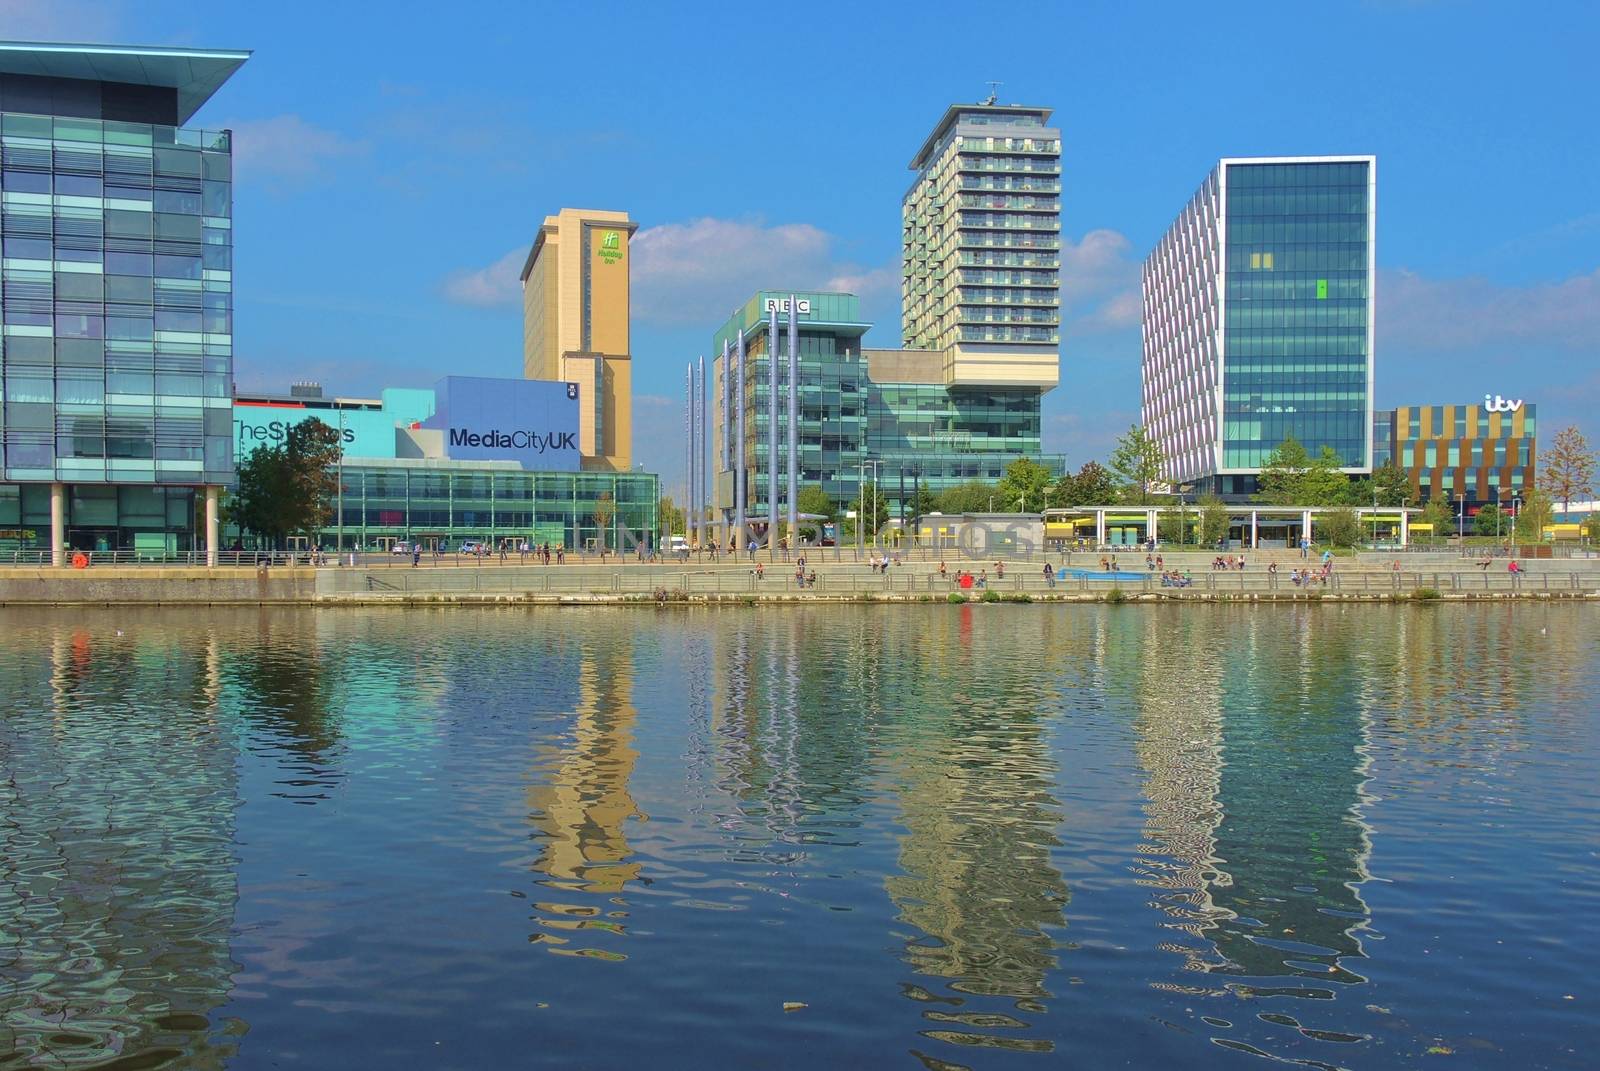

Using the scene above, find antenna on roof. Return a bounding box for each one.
[983,81,1001,105]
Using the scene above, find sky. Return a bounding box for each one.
[5,0,1597,498]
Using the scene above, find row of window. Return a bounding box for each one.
[1402,443,1531,467]
[1225,162,1368,188]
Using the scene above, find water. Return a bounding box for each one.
[1,604,1595,1070]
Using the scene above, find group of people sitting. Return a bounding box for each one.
[868,553,902,573]
[1159,571,1193,587]
[1097,556,1123,572]
[1212,554,1247,570]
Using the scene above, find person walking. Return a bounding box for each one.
[1043,561,1055,589]
[411,545,421,568]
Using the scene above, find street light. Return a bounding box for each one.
[1457,493,1465,541]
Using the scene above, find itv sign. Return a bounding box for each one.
[427,376,581,471]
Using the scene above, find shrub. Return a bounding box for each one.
[947,592,968,604]
[1411,588,1441,601]
[1104,587,1128,605]
[980,589,1002,603]
[1006,592,1034,604]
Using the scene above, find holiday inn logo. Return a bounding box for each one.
[598,230,623,264]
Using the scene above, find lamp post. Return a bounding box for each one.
[1457,493,1465,541]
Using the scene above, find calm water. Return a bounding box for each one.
[1,605,1596,1070]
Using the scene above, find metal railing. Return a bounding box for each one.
[355,568,1595,597]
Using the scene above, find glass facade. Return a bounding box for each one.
[1220,160,1371,471]
[713,291,1061,522]
[260,463,659,551]
[1,115,235,486]
[902,105,1061,352]
[1143,157,1374,494]
[0,45,244,554]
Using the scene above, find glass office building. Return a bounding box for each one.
[0,41,247,558]
[706,291,1062,532]
[1143,156,1375,498]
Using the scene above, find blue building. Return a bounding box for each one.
[0,40,249,560]
[232,378,657,552]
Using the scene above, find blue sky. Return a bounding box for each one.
[9,0,1597,494]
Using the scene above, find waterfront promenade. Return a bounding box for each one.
[2,548,1597,605]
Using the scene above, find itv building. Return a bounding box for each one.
[232,376,657,552]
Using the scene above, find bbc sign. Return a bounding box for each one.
[763,298,811,315]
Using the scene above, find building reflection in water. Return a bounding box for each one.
[1130,607,1377,1059]
[0,616,241,1069]
[877,611,1071,1059]
[525,641,644,960]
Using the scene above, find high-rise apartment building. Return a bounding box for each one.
[1143,156,1376,497]
[520,208,635,472]
[902,101,1061,390]
[0,41,247,562]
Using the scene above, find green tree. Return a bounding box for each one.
[1256,436,1311,506]
[1257,436,1349,506]
[908,484,940,518]
[1371,460,1414,507]
[995,457,1055,513]
[1473,503,1502,537]
[1108,424,1165,505]
[1513,487,1554,543]
[1420,498,1455,542]
[796,485,836,521]
[233,444,295,546]
[1318,506,1363,548]
[935,480,999,515]
[659,495,686,536]
[232,417,343,547]
[849,481,889,542]
[1583,511,1600,543]
[1050,461,1117,507]
[1196,493,1231,547]
[286,418,343,538]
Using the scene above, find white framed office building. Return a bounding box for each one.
[1142,156,1376,498]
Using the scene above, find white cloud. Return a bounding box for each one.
[441,247,526,308]
[1379,266,1600,351]
[1057,229,1143,337]
[439,217,897,324]
[631,217,891,326]
[222,115,367,185]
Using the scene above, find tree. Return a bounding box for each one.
[1514,487,1553,543]
[1473,503,1502,537]
[593,491,615,549]
[1420,498,1455,542]
[1257,436,1348,506]
[1584,511,1600,543]
[1196,493,1231,547]
[908,484,940,518]
[850,481,889,541]
[1050,461,1117,508]
[796,485,836,521]
[231,417,343,547]
[1108,424,1165,505]
[1371,460,1415,507]
[995,457,1055,513]
[1256,436,1311,506]
[286,418,342,537]
[659,496,686,536]
[1540,425,1596,512]
[935,480,998,515]
[1317,506,1363,548]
